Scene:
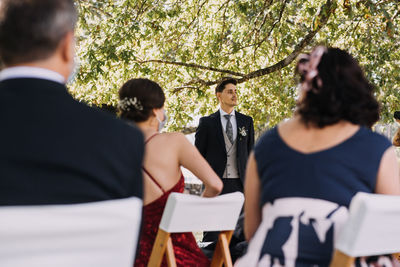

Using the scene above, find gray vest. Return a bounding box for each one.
[222,130,239,179]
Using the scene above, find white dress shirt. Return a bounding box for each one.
[0,66,65,84]
[220,107,237,141]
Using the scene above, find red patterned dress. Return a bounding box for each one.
[134,138,210,266]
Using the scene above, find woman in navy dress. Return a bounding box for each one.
[236,47,400,267]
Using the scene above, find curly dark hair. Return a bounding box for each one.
[296,47,379,128]
[118,78,165,122]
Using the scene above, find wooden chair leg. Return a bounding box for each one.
[393,252,400,263]
[166,237,177,267]
[148,229,175,267]
[329,249,354,267]
[210,230,234,267]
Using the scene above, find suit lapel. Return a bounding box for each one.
[236,112,245,131]
[211,111,227,154]
[236,112,245,153]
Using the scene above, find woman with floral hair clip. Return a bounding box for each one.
[118,78,222,266]
[235,47,400,266]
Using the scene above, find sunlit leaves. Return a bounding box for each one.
[70,0,400,133]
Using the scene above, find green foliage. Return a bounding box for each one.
[70,0,400,132]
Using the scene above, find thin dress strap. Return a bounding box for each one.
[142,167,165,193]
[145,133,159,144]
[142,133,165,193]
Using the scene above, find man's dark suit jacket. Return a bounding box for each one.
[195,110,254,184]
[0,78,144,205]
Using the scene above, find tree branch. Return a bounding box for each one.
[137,59,245,77]
[392,8,400,20]
[166,0,208,44]
[239,0,334,83]
[133,0,149,21]
[137,0,335,93]
[219,0,231,51]
[174,0,336,90]
[245,0,274,46]
[253,0,288,60]
[77,1,112,18]
[172,85,199,92]
[180,126,197,134]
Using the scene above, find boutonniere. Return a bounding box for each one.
[239,126,247,137]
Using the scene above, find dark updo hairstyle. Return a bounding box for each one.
[297,47,379,128]
[118,78,165,122]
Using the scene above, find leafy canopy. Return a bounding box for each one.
[70,0,400,132]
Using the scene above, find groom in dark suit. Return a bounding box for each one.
[195,78,254,255]
[0,0,143,205]
[195,78,254,195]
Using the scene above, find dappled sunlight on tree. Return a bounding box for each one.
[69,0,400,132]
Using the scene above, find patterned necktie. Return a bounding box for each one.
[224,114,234,144]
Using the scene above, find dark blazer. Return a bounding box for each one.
[195,110,254,184]
[0,78,144,205]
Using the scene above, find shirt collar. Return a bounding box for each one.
[0,66,65,84]
[219,107,235,117]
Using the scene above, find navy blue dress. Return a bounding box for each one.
[236,126,392,267]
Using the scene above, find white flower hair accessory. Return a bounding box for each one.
[239,126,247,137]
[118,97,143,111]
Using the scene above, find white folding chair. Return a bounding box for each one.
[0,197,142,267]
[148,192,244,267]
[330,192,400,267]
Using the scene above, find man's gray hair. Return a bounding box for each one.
[0,0,77,65]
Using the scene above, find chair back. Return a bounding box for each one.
[0,197,142,267]
[330,192,400,266]
[160,192,244,233]
[149,192,244,267]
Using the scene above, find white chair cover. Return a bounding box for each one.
[159,192,244,233]
[0,197,142,267]
[335,192,400,257]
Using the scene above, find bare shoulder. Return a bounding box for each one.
[162,132,184,138]
[158,132,188,144]
[277,118,297,134]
